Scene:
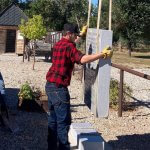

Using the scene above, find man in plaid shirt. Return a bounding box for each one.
[45,23,113,150]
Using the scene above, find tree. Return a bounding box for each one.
[19,14,46,40]
[68,0,88,28]
[87,0,112,29]
[0,0,12,12]
[25,0,63,30]
[19,15,46,69]
[112,0,150,56]
[0,0,27,13]
[24,0,88,31]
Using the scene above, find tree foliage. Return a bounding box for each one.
[112,0,150,50]
[1,0,149,52]
[25,0,88,31]
[67,0,88,28]
[89,0,150,53]
[19,15,46,40]
[0,0,28,14]
[0,0,15,12]
[90,0,110,29]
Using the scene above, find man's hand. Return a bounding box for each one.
[102,46,113,59]
[80,25,88,37]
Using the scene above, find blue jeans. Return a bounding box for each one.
[45,82,71,150]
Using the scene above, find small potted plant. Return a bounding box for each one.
[18,82,42,111]
[18,82,34,105]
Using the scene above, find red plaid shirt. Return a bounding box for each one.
[46,38,84,87]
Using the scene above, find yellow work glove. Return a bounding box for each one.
[102,46,113,59]
[79,25,88,37]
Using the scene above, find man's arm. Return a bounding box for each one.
[80,53,105,64]
[76,25,113,64]
[80,46,113,64]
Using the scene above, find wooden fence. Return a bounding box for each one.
[111,63,150,117]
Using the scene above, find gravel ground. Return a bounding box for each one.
[0,54,150,150]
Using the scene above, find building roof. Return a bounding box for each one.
[0,3,28,26]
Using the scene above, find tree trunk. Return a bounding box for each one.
[118,40,122,52]
[32,40,36,70]
[128,41,132,57]
[118,35,123,52]
[75,16,80,29]
[128,48,131,57]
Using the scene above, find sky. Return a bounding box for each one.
[92,0,98,5]
[21,0,98,5]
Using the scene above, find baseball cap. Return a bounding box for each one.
[63,23,80,35]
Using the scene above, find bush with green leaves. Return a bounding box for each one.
[109,78,132,109]
[18,83,34,101]
[19,15,46,40]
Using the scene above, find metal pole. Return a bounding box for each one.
[109,0,112,30]
[96,0,103,54]
[118,69,124,117]
[87,0,92,27]
[23,38,26,62]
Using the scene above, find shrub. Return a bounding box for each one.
[18,82,34,101]
[109,78,132,110]
[18,83,44,111]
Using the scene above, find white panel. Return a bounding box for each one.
[84,28,113,118]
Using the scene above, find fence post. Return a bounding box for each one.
[118,69,124,117]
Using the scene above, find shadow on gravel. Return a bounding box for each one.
[131,97,150,108]
[73,117,88,120]
[126,97,150,111]
[70,104,86,113]
[0,88,48,149]
[5,88,19,98]
[108,133,150,150]
[123,95,150,112]
[71,104,86,107]
[134,55,150,59]
[5,88,19,108]
[0,111,48,149]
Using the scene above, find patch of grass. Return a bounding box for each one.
[112,51,150,68]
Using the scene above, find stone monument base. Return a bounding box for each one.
[69,123,112,150]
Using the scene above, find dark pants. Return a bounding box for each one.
[45,82,71,150]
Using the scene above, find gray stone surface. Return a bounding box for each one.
[79,136,104,150]
[71,122,93,129]
[84,28,113,118]
[69,123,112,150]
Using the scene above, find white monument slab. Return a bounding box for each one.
[84,28,113,118]
[70,122,93,130]
[69,123,112,150]
[79,136,105,150]
[69,123,100,148]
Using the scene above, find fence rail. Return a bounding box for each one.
[45,31,62,48]
[23,31,62,62]
[111,63,150,117]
